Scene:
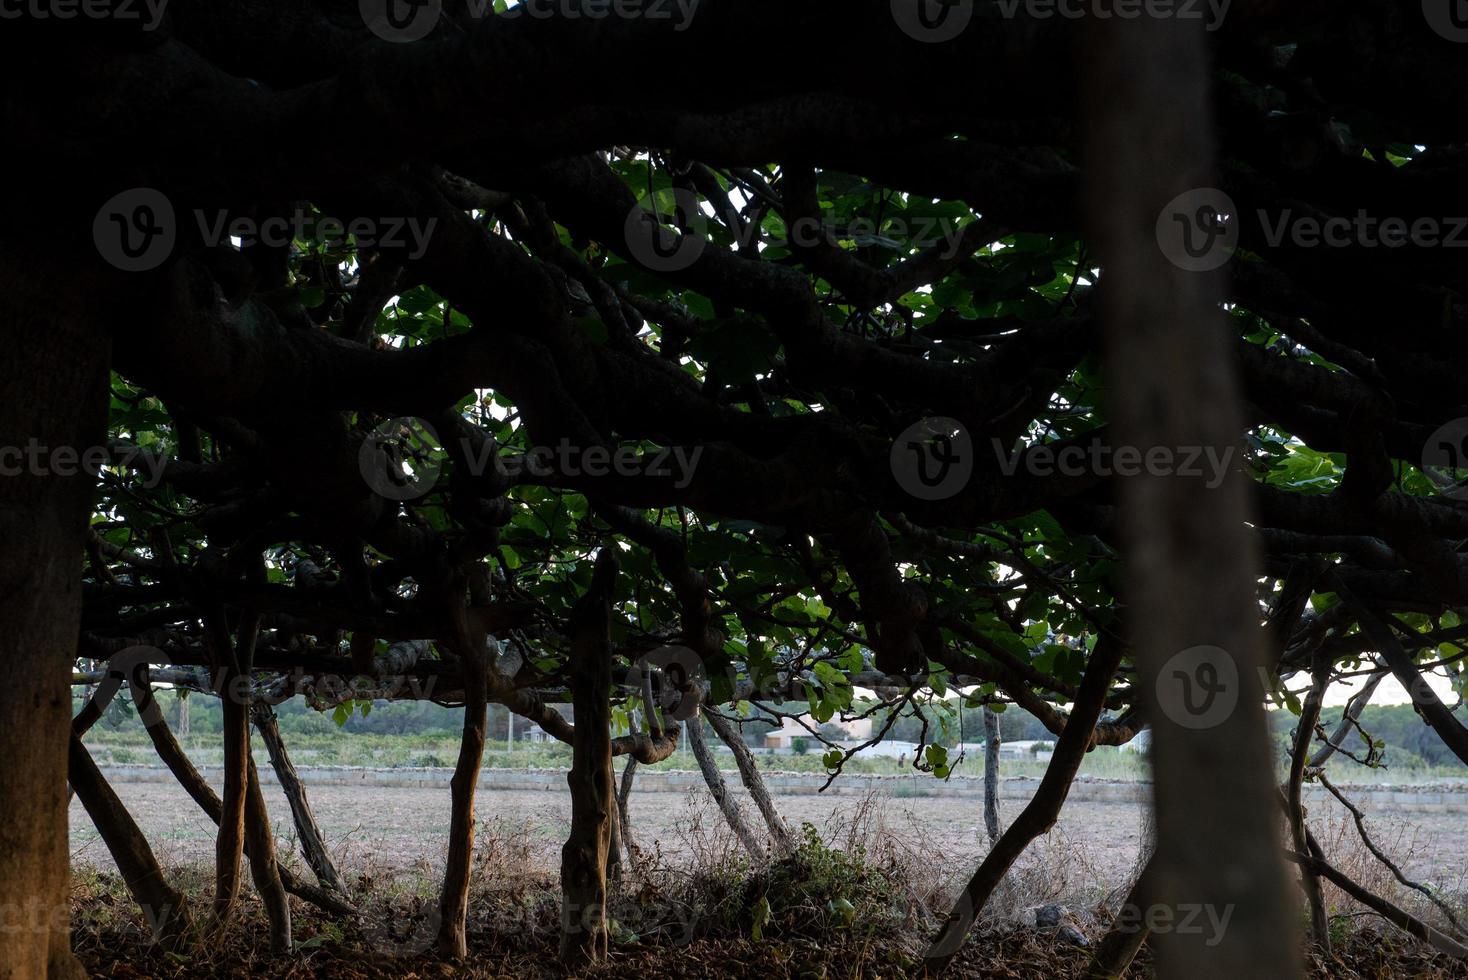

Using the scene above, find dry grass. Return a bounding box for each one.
[69,793,1468,979]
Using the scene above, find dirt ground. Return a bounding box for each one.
[69,771,1468,900]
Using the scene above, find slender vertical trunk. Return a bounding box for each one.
[616,752,639,865]
[1287,655,1331,953]
[703,708,792,856]
[437,640,488,959]
[244,756,292,952]
[686,714,763,859]
[177,691,190,738]
[129,675,354,916]
[68,736,195,948]
[982,705,1002,844]
[559,552,618,968]
[252,702,348,897]
[1081,16,1298,979]
[211,613,259,922]
[0,242,111,980]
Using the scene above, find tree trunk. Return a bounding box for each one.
[244,756,292,953]
[437,632,488,959]
[616,753,639,865]
[982,705,1003,844]
[686,714,764,859]
[924,633,1125,971]
[0,241,111,980]
[177,691,190,738]
[1286,655,1331,954]
[1081,16,1298,979]
[129,675,354,916]
[252,702,349,898]
[704,708,792,857]
[559,552,619,968]
[68,736,195,948]
[211,612,259,922]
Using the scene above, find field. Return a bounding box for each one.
[71,767,1468,900]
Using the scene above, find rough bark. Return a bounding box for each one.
[437,616,489,959]
[0,241,111,980]
[559,551,619,968]
[686,714,764,859]
[705,708,793,857]
[130,675,355,916]
[1081,15,1299,979]
[243,756,292,953]
[68,735,195,948]
[616,753,639,865]
[982,705,1003,844]
[924,633,1125,970]
[252,702,349,898]
[211,612,259,922]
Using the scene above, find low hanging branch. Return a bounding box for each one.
[252,702,349,899]
[686,711,764,860]
[705,708,793,857]
[924,632,1126,973]
[68,736,195,949]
